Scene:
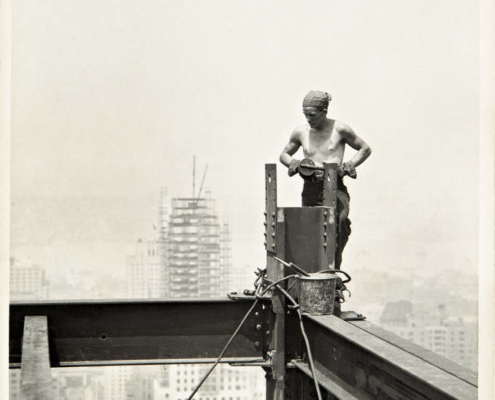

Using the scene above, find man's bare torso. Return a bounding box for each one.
[297,119,345,165]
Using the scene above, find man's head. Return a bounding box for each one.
[302,91,332,128]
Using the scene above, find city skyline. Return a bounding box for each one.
[9,183,478,399]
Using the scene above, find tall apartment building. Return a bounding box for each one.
[126,239,163,299]
[9,257,50,301]
[126,189,170,299]
[379,301,478,372]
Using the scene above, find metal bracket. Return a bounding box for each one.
[265,164,277,253]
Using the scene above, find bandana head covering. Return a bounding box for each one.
[302,91,332,110]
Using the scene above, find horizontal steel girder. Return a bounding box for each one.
[293,315,477,400]
[10,298,266,368]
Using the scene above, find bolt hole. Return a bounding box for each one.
[101,334,107,340]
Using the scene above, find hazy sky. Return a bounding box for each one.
[11,0,479,275]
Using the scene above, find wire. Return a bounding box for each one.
[275,285,323,400]
[187,274,294,399]
[186,298,259,400]
[187,273,323,400]
[259,274,298,296]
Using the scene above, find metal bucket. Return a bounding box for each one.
[298,273,338,315]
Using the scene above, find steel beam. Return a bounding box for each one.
[9,298,265,368]
[293,315,477,400]
[20,316,53,400]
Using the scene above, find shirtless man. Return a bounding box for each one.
[279,90,372,269]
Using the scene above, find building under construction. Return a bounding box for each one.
[167,195,230,299]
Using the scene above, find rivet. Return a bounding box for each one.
[271,233,275,238]
[256,324,262,330]
[264,222,267,226]
[324,211,328,216]
[272,244,275,248]
[264,211,267,216]
[255,312,259,316]
[266,331,270,335]
[271,222,275,227]
[264,241,267,246]
[271,213,276,218]
[323,233,327,237]
[255,341,260,348]
[323,244,327,248]
[323,222,327,227]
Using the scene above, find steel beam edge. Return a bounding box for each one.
[348,319,477,386]
[303,314,477,400]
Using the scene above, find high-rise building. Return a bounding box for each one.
[125,188,171,299]
[103,367,133,400]
[379,301,478,372]
[9,257,50,301]
[153,191,265,400]
[167,196,227,298]
[126,239,163,299]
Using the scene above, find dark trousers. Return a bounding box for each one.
[301,178,351,269]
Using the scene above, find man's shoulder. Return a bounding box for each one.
[291,124,309,139]
[334,120,354,136]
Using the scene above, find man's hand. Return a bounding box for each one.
[338,161,357,179]
[288,159,301,177]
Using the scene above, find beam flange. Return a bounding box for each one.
[303,315,477,400]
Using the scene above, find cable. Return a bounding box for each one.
[275,285,323,400]
[186,298,259,400]
[187,274,295,399]
[187,273,323,400]
[259,274,298,296]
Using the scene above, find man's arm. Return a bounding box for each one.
[279,129,302,169]
[340,123,372,168]
[279,129,304,177]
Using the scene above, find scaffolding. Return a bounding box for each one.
[168,197,226,298]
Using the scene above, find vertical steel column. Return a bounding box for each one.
[283,164,338,273]
[20,316,53,400]
[266,163,339,399]
[265,165,287,400]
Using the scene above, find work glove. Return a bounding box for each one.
[338,161,357,179]
[288,159,301,177]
